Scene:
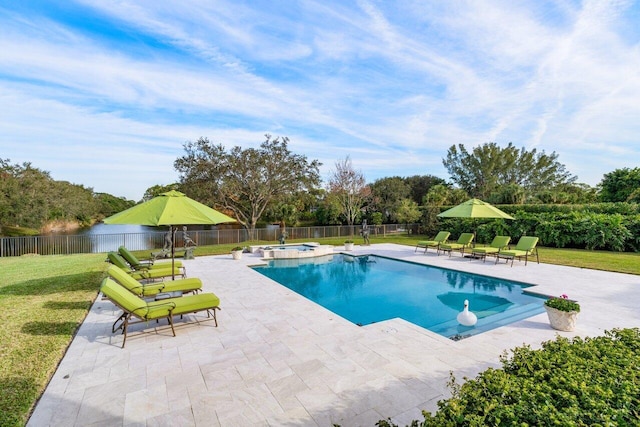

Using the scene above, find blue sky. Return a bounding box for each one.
[1,1,639,201]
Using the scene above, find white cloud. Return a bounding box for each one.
[1,0,639,201]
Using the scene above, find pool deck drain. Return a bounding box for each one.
[28,244,640,426]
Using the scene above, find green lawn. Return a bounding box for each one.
[1,237,639,426]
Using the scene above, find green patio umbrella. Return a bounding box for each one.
[437,198,514,247]
[104,190,236,278]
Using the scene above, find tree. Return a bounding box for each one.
[627,188,640,204]
[95,193,135,217]
[0,160,52,228]
[535,183,597,204]
[423,184,450,206]
[488,183,526,205]
[420,184,469,235]
[48,181,98,224]
[174,135,321,236]
[368,176,410,223]
[0,159,102,231]
[314,191,343,225]
[141,183,181,202]
[327,156,371,226]
[405,175,447,205]
[443,142,576,199]
[395,199,421,234]
[265,201,298,228]
[598,167,640,202]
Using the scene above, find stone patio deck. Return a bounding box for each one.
[28,243,640,426]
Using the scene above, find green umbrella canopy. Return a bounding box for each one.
[104,191,236,279]
[104,190,236,226]
[437,198,514,220]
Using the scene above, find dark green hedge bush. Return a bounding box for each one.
[437,211,640,251]
[496,202,640,216]
[376,328,640,427]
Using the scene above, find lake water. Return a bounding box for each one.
[48,223,222,253]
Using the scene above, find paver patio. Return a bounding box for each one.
[28,243,640,426]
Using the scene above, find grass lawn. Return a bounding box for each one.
[1,236,639,426]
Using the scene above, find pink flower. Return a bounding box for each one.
[560,294,568,299]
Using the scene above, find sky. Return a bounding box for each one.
[1,1,639,201]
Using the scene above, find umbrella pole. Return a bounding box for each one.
[171,226,176,280]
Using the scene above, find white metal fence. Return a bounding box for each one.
[0,224,414,257]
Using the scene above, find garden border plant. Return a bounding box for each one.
[375,328,640,426]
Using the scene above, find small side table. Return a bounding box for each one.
[154,291,183,300]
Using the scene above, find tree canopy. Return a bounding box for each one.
[598,167,640,203]
[141,183,181,202]
[404,174,447,204]
[174,135,321,234]
[443,142,576,200]
[0,159,126,232]
[368,177,410,223]
[327,156,371,226]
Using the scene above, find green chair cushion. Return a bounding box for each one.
[101,278,220,320]
[101,278,172,319]
[159,293,221,315]
[440,233,474,250]
[471,247,500,254]
[119,246,183,269]
[417,231,450,247]
[107,265,201,297]
[471,236,511,254]
[499,249,529,258]
[513,236,539,251]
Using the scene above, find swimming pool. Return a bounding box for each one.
[253,254,547,339]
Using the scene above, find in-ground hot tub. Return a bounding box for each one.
[249,242,334,259]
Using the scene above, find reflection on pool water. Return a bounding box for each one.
[253,254,547,339]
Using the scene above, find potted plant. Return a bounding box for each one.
[544,294,580,331]
[231,246,244,260]
[344,240,354,251]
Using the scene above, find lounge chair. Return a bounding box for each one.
[438,233,475,257]
[106,265,201,298]
[415,231,450,254]
[118,246,185,274]
[107,252,186,281]
[471,236,511,262]
[100,278,220,348]
[496,236,539,266]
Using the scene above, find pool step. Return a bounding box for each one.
[429,302,545,338]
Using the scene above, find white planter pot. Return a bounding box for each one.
[544,305,578,332]
[231,250,243,260]
[344,243,354,251]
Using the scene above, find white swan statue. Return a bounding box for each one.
[457,299,477,326]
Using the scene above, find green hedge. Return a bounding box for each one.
[377,328,640,426]
[438,212,640,251]
[496,202,640,215]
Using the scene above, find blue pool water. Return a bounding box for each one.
[253,254,547,339]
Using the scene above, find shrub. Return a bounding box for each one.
[376,329,640,426]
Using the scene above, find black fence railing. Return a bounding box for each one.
[0,224,413,257]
